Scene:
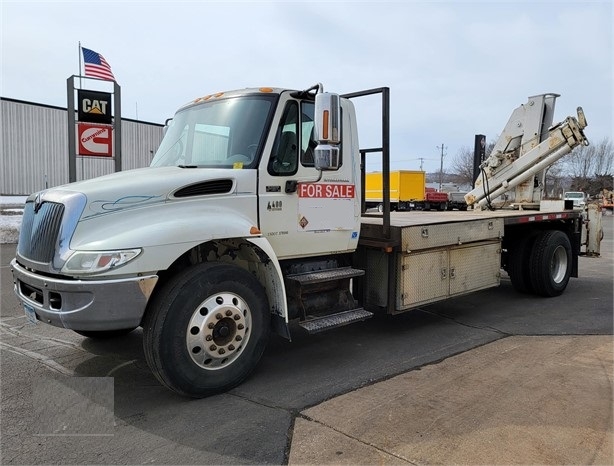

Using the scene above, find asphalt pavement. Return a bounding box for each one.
[1,215,612,465]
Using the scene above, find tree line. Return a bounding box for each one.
[447,137,613,198]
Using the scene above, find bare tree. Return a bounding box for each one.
[564,137,613,177]
[591,138,614,176]
[562,137,613,196]
[544,161,566,198]
[450,146,474,187]
[450,140,495,187]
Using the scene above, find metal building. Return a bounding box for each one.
[1,98,163,195]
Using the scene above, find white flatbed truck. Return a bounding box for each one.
[11,84,596,397]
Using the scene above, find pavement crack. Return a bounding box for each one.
[227,391,295,414]
[297,413,419,465]
[420,308,510,336]
[0,323,88,352]
[587,356,614,465]
[0,340,73,375]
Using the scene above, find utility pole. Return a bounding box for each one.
[437,143,447,191]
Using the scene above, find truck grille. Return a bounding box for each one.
[18,201,65,263]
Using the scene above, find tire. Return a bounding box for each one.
[529,230,572,297]
[142,262,270,397]
[377,203,383,213]
[74,328,136,338]
[507,234,537,294]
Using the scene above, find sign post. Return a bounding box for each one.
[66,76,121,182]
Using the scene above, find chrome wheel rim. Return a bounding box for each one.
[551,245,568,284]
[186,292,251,370]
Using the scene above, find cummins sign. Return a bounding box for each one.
[77,123,113,157]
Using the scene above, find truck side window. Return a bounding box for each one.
[301,102,316,167]
[268,102,298,176]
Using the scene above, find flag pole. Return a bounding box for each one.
[78,41,82,88]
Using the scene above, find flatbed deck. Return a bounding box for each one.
[361,208,581,228]
[358,207,583,252]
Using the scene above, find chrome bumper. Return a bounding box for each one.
[10,259,158,331]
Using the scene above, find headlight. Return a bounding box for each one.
[62,249,141,274]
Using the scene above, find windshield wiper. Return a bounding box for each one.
[178,165,198,168]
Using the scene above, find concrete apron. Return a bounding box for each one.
[289,336,613,465]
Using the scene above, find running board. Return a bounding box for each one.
[299,308,373,334]
[286,267,364,286]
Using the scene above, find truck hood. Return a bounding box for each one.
[53,166,257,219]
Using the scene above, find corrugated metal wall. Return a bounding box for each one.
[1,98,163,195]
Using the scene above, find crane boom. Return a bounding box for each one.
[465,94,588,209]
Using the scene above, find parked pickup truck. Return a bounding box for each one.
[564,191,587,209]
[448,192,468,211]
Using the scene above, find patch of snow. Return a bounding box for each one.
[1,196,25,244]
[0,196,27,207]
[0,214,22,244]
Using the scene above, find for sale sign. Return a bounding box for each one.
[298,183,355,198]
[297,182,357,231]
[77,123,113,157]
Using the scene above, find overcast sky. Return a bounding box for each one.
[1,0,612,173]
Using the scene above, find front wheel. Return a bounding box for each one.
[142,262,270,397]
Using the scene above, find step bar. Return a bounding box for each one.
[286,267,365,286]
[299,308,373,334]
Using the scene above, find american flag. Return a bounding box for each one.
[82,47,116,81]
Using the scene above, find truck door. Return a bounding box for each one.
[258,96,360,260]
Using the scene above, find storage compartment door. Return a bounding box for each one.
[449,240,501,297]
[399,249,449,310]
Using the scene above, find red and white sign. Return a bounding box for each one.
[297,183,356,232]
[298,183,355,199]
[77,123,113,157]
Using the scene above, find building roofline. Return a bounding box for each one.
[0,96,164,127]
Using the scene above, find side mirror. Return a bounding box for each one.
[314,92,340,144]
[314,145,340,171]
[314,92,341,170]
[163,117,173,136]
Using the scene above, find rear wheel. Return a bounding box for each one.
[529,230,572,297]
[507,234,537,294]
[142,262,270,397]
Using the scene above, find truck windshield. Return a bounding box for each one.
[151,94,276,168]
[565,193,584,199]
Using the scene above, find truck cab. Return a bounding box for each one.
[151,86,361,259]
[11,84,368,397]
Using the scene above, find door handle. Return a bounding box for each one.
[285,180,297,193]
